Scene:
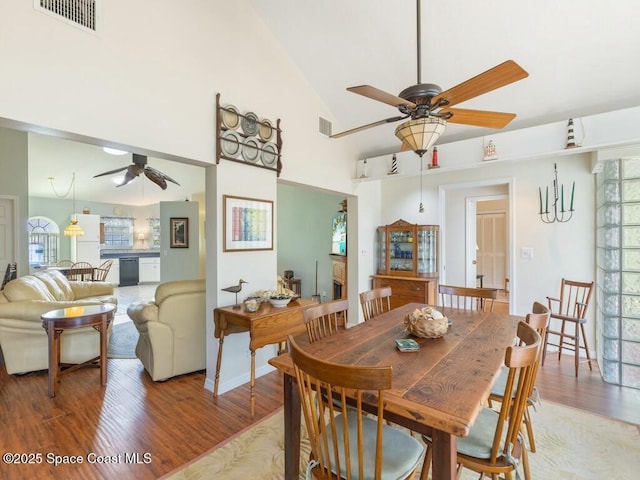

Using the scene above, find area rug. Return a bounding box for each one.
[107,321,139,359]
[161,400,640,480]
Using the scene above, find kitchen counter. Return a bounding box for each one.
[100,251,160,259]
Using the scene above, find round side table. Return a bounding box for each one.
[41,303,116,397]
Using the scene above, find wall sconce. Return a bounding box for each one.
[137,233,146,242]
[538,163,574,223]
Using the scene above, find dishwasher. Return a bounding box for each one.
[119,256,139,286]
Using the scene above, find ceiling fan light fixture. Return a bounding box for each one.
[395,117,446,156]
[103,147,129,155]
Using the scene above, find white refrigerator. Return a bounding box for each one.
[70,213,101,266]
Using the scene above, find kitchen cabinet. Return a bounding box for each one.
[139,257,160,283]
[70,214,101,266]
[372,219,439,308]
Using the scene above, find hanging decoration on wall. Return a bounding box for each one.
[216,93,283,176]
[538,163,575,223]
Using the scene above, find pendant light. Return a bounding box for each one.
[63,173,84,237]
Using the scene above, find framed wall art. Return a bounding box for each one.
[170,217,189,248]
[223,195,273,251]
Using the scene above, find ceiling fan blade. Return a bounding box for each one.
[442,108,517,129]
[432,60,528,108]
[93,166,128,178]
[347,85,417,109]
[145,166,180,186]
[330,115,409,139]
[144,169,168,190]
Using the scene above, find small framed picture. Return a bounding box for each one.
[170,217,189,248]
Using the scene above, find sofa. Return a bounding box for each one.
[0,269,118,374]
[127,279,206,381]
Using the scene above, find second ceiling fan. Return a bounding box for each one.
[330,0,529,156]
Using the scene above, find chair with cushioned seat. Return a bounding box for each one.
[289,334,424,480]
[543,278,594,377]
[359,286,392,321]
[420,321,541,480]
[489,301,550,457]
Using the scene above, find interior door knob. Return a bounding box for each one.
[472,260,477,265]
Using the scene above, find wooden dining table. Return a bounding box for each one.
[268,302,520,480]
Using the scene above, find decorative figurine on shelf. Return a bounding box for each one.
[359,159,368,179]
[565,118,577,149]
[428,146,439,169]
[483,140,498,161]
[389,153,398,175]
[221,279,248,309]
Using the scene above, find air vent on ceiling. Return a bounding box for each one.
[34,0,99,32]
[319,117,332,137]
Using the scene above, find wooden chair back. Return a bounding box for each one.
[359,287,392,321]
[56,260,74,268]
[304,299,348,343]
[489,321,540,464]
[93,259,113,282]
[70,261,94,281]
[547,278,593,321]
[1,262,17,291]
[289,335,392,479]
[438,284,498,312]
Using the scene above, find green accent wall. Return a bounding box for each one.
[277,184,345,301]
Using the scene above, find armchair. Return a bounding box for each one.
[127,279,206,381]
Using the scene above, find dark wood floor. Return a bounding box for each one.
[0,353,638,479]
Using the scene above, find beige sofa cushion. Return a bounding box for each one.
[33,270,75,301]
[3,275,56,302]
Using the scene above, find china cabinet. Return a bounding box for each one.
[372,219,439,308]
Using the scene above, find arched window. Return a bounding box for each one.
[27,216,60,267]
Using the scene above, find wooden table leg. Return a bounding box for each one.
[213,331,226,397]
[99,316,109,385]
[250,349,256,417]
[431,429,457,480]
[283,372,301,480]
[46,324,57,397]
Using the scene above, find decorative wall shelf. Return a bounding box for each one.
[215,93,283,176]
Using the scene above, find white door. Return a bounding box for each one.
[476,212,507,289]
[0,198,16,272]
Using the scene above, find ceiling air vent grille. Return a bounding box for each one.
[34,0,98,32]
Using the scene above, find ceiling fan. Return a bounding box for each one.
[93,153,180,190]
[330,0,529,156]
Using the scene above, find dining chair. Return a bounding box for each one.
[489,301,550,456]
[1,262,17,291]
[438,284,498,312]
[56,259,75,268]
[288,334,424,480]
[70,261,94,281]
[420,321,541,480]
[93,259,113,282]
[359,286,392,321]
[542,278,594,376]
[304,299,348,343]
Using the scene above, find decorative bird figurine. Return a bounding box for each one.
[93,153,180,190]
[221,279,248,309]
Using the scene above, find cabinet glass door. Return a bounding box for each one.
[417,227,438,274]
[389,228,415,273]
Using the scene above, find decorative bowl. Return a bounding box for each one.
[404,307,448,338]
[269,296,292,308]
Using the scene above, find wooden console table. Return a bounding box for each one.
[213,298,316,416]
